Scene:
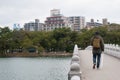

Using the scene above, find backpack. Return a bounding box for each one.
[93,38,101,48]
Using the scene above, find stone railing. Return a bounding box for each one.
[85,44,120,59]
[68,44,81,80]
[104,44,120,59]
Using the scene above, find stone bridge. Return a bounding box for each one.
[68,44,120,80]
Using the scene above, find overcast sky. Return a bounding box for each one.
[0,0,120,29]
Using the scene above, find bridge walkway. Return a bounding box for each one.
[78,50,120,80]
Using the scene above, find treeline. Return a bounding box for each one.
[0,24,120,54]
[79,24,120,48]
[0,27,80,54]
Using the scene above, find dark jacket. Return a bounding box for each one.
[91,35,104,54]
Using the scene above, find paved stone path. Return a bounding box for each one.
[78,50,120,80]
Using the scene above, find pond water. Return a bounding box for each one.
[0,57,71,80]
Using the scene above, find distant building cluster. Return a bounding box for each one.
[86,18,109,29]
[17,9,109,31]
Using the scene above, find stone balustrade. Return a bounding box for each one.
[68,44,81,80]
[68,44,120,80]
[104,44,120,59]
[85,44,120,59]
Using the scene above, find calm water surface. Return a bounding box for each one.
[0,57,71,80]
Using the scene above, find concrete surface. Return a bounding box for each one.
[78,50,120,80]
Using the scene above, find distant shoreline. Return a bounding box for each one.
[0,52,72,57]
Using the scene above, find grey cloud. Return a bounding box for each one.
[0,0,120,28]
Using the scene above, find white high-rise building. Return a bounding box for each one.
[69,16,85,31]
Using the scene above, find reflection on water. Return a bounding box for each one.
[0,57,71,80]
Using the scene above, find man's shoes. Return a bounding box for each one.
[93,64,96,69]
[97,66,99,69]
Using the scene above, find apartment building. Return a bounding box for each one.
[44,9,72,31]
[68,16,85,31]
[24,19,43,31]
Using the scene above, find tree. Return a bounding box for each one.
[0,27,12,54]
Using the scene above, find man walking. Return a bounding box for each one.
[91,32,104,69]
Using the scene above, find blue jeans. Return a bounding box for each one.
[93,53,101,68]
